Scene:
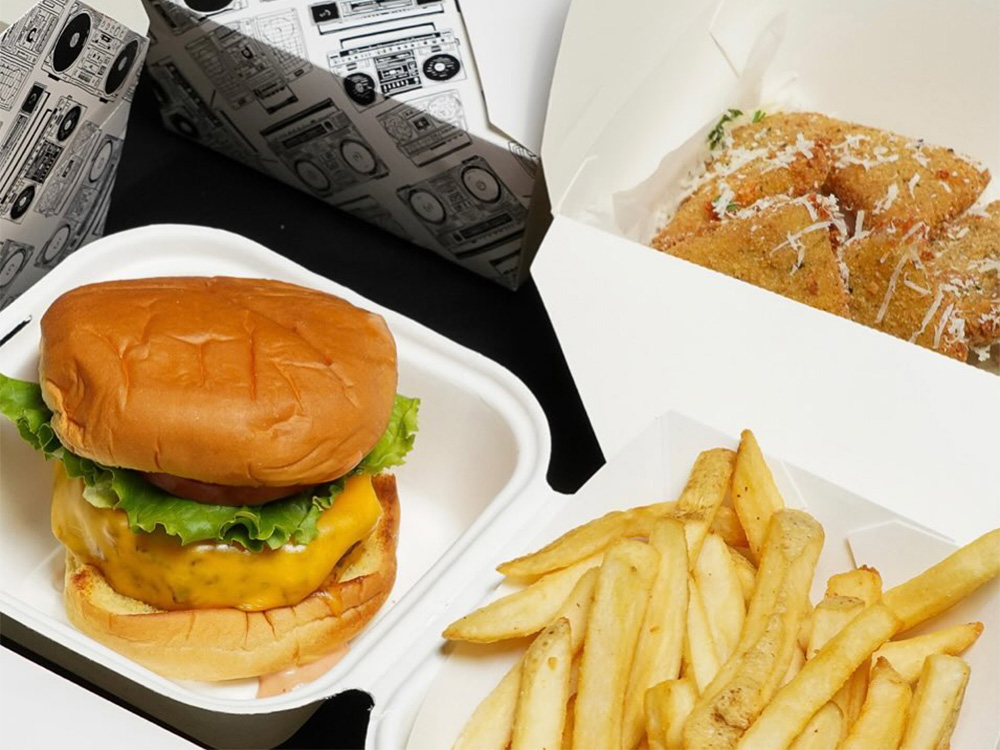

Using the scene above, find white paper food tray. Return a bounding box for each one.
[531,0,1000,547]
[394,413,999,750]
[0,224,557,748]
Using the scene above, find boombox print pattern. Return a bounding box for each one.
[141,0,539,287]
[0,0,148,307]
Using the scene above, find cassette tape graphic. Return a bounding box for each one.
[185,16,308,114]
[261,98,388,197]
[310,0,444,34]
[329,23,466,111]
[0,239,36,307]
[397,155,527,259]
[0,0,62,111]
[377,89,469,166]
[147,58,259,167]
[0,87,89,224]
[41,2,146,103]
[145,0,249,36]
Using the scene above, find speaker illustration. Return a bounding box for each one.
[397,155,527,259]
[262,98,389,198]
[377,89,470,166]
[0,240,34,303]
[34,223,73,269]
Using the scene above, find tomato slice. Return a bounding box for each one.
[141,472,313,506]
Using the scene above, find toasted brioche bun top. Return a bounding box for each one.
[39,277,397,487]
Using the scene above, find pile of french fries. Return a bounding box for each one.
[443,430,1000,750]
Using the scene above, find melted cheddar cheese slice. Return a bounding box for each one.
[51,464,381,611]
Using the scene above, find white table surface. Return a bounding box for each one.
[1,646,198,749]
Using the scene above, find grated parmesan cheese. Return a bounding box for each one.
[873,183,900,214]
[908,173,921,197]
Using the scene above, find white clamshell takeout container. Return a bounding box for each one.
[0,224,564,748]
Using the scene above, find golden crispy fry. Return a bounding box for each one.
[884,528,1000,632]
[443,553,602,642]
[806,595,865,659]
[658,195,851,318]
[929,201,1000,347]
[781,646,805,688]
[511,618,573,750]
[574,541,659,750]
[695,533,746,662]
[843,229,968,360]
[840,657,912,750]
[684,575,721,694]
[561,695,575,750]
[737,603,902,749]
[452,661,522,750]
[622,520,689,749]
[683,511,824,749]
[729,113,991,231]
[713,506,749,548]
[731,430,787,563]
[729,547,757,604]
[874,621,984,683]
[645,678,697,750]
[825,567,883,606]
[899,655,971,750]
[788,702,843,750]
[676,448,737,565]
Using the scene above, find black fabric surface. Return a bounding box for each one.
[2,75,604,749]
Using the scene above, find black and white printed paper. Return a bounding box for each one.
[0,0,148,307]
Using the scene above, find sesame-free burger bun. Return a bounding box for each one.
[39,277,397,487]
[63,473,400,682]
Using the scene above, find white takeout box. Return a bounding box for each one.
[531,0,1000,545]
[0,0,150,306]
[0,225,997,750]
[139,0,571,288]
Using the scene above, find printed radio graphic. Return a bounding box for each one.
[489,248,522,288]
[145,0,249,37]
[336,194,408,237]
[328,23,466,111]
[0,239,35,306]
[377,89,469,166]
[147,58,259,167]
[310,0,445,34]
[262,98,389,197]
[397,155,527,259]
[41,2,145,103]
[0,85,90,225]
[0,0,62,111]
[185,17,309,115]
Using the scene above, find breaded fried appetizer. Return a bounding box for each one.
[928,202,1000,349]
[843,226,968,359]
[656,194,850,316]
[653,128,831,249]
[728,113,990,233]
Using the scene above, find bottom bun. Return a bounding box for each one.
[63,474,400,682]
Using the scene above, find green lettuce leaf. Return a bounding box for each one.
[0,374,419,551]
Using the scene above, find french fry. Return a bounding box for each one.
[737,603,902,749]
[695,533,746,662]
[840,657,912,750]
[676,448,737,564]
[511,618,573,750]
[645,678,697,750]
[443,553,602,642]
[729,547,757,604]
[683,575,721,693]
[452,568,598,750]
[787,702,842,750]
[806,595,865,659]
[712,505,749,548]
[452,662,522,750]
[730,430,785,562]
[497,504,676,578]
[622,520,689,749]
[899,655,971,750]
[573,541,659,750]
[826,566,883,606]
[873,621,984,683]
[684,511,824,749]
[884,528,1000,632]
[780,646,805,687]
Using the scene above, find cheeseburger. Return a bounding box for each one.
[0,277,419,681]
